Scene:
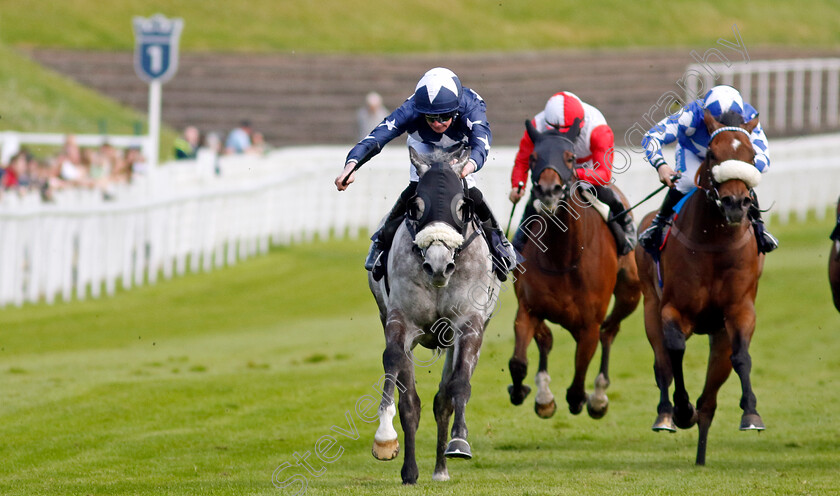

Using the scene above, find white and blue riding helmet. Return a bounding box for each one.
[703,85,745,120]
[413,67,462,115]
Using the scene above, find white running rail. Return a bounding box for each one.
[1,134,838,307]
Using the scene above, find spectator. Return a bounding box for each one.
[225,120,252,154]
[2,151,30,189]
[123,147,147,178]
[357,91,389,140]
[247,131,269,155]
[202,131,223,155]
[174,125,200,160]
[58,151,88,187]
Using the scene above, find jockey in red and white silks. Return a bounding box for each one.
[509,91,637,256]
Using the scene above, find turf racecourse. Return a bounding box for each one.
[1,214,838,495]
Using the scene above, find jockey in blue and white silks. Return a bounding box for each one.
[335,67,517,281]
[638,85,778,254]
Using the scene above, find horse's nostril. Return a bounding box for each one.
[553,184,563,195]
[742,198,752,209]
[444,262,455,276]
[422,263,434,276]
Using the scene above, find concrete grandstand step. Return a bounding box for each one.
[23,47,839,148]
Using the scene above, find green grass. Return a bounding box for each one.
[0,43,178,160]
[1,214,838,495]
[0,1,839,53]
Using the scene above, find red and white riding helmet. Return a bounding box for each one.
[543,91,585,130]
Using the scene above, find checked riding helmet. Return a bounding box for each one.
[703,85,745,122]
[413,67,463,116]
[543,91,585,131]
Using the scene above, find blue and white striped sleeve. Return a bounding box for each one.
[641,113,683,169]
[750,123,770,172]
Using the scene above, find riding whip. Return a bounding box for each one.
[608,174,681,222]
[341,142,381,186]
[505,181,525,238]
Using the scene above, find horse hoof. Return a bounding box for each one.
[586,397,608,419]
[651,413,677,432]
[534,399,557,418]
[567,398,585,415]
[740,413,765,431]
[444,438,472,459]
[372,438,399,461]
[432,470,450,482]
[508,384,531,406]
[673,403,697,429]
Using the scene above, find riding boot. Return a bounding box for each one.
[593,185,637,256]
[638,188,685,254]
[366,182,417,279]
[512,198,538,253]
[469,187,518,281]
[748,190,778,254]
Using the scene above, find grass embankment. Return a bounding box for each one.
[1,214,838,495]
[1,1,839,52]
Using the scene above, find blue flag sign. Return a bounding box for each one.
[133,14,183,84]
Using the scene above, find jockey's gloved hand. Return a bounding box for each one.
[460,159,477,178]
[654,161,677,188]
[335,161,358,191]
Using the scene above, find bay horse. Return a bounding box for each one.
[635,110,766,465]
[368,145,501,484]
[829,196,840,312]
[508,119,641,420]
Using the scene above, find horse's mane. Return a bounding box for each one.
[717,110,745,127]
[417,148,462,170]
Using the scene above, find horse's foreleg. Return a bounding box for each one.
[695,331,733,465]
[508,306,537,405]
[644,297,675,432]
[444,317,484,460]
[662,305,696,429]
[726,307,764,431]
[433,349,455,482]
[567,324,599,416]
[533,321,557,418]
[374,312,420,485]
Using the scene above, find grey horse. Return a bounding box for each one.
[368,146,501,484]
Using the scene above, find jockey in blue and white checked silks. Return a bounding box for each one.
[638,85,778,254]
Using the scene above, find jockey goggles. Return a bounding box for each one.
[425,111,457,123]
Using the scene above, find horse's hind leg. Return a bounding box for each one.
[726,307,764,431]
[695,331,733,465]
[567,323,599,416]
[444,316,485,460]
[593,263,642,418]
[508,306,537,405]
[662,306,697,429]
[533,321,557,418]
[644,297,676,432]
[433,349,455,481]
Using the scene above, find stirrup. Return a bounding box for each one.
[759,231,779,253]
[638,225,663,252]
[365,244,383,272]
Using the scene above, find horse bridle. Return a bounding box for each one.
[701,126,755,212]
[531,137,577,201]
[408,176,480,262]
